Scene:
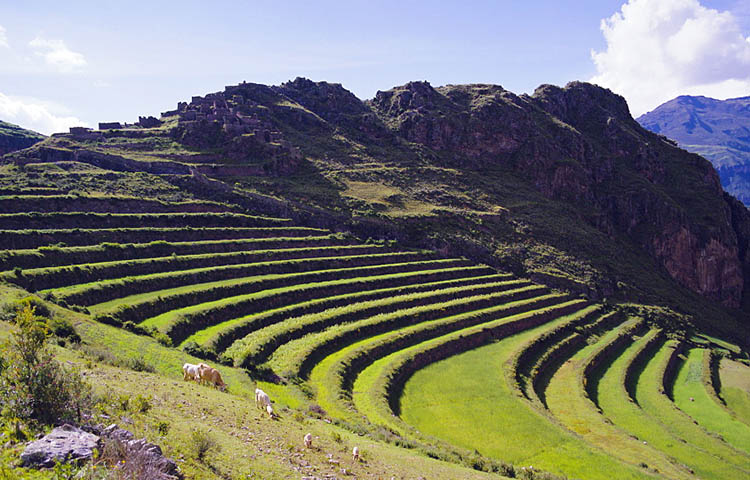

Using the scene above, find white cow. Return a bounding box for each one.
[182,363,203,382]
[352,446,359,461]
[304,433,312,448]
[255,388,271,410]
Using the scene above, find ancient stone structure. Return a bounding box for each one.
[138,116,162,128]
[98,122,122,130]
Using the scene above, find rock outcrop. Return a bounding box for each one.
[368,80,749,309]
[21,424,100,468]
[98,424,181,479]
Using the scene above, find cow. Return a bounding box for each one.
[198,364,226,391]
[255,388,271,410]
[304,433,312,448]
[352,446,359,462]
[182,363,203,382]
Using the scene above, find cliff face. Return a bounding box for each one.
[368,81,748,309]
[0,120,45,155]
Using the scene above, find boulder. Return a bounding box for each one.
[100,424,181,479]
[21,424,100,468]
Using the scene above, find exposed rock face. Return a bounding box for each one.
[99,424,181,479]
[21,424,101,468]
[369,80,749,309]
[276,77,393,141]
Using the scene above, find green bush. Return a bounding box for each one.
[189,428,220,462]
[47,316,81,343]
[128,358,155,373]
[130,394,151,413]
[15,295,51,319]
[0,304,92,425]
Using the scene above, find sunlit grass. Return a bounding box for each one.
[673,348,750,454]
[596,329,748,479]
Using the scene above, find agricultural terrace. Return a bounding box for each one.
[0,160,748,479]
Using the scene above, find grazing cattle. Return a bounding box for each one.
[266,404,274,418]
[255,388,271,410]
[352,446,359,461]
[198,364,227,391]
[304,433,312,448]
[182,363,203,382]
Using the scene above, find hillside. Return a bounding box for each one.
[6,80,750,331]
[0,120,45,156]
[637,95,750,206]
[1,78,750,480]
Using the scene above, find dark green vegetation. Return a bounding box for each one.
[0,120,45,156]
[1,78,749,479]
[638,95,750,206]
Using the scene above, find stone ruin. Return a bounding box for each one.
[160,84,300,160]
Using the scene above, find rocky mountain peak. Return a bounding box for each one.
[276,77,368,118]
[370,81,447,117]
[533,81,634,134]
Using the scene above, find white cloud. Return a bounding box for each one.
[0,92,88,135]
[29,36,86,73]
[0,26,8,49]
[591,0,750,116]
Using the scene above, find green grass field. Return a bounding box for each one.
[543,320,693,479]
[395,315,652,480]
[0,285,508,480]
[720,358,750,426]
[635,341,750,468]
[596,329,749,479]
[673,348,750,455]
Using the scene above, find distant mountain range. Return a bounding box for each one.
[637,95,750,205]
[0,120,45,156]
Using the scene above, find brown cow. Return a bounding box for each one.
[198,364,227,391]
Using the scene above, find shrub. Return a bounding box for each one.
[47,316,81,343]
[189,428,220,462]
[182,340,215,360]
[151,330,173,347]
[131,394,151,413]
[129,358,155,373]
[155,420,170,436]
[14,295,51,319]
[122,321,150,336]
[93,313,122,326]
[0,304,92,425]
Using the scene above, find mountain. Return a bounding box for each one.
[5,79,749,336]
[637,95,750,205]
[0,120,45,155]
[2,78,750,480]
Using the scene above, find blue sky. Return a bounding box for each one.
[0,0,748,134]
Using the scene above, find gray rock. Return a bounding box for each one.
[21,424,101,468]
[102,425,180,479]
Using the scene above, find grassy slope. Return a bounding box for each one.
[0,284,506,480]
[596,330,748,480]
[543,320,692,479]
[395,314,652,480]
[634,340,750,468]
[720,358,750,426]
[672,348,750,454]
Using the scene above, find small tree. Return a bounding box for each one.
[0,304,91,425]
